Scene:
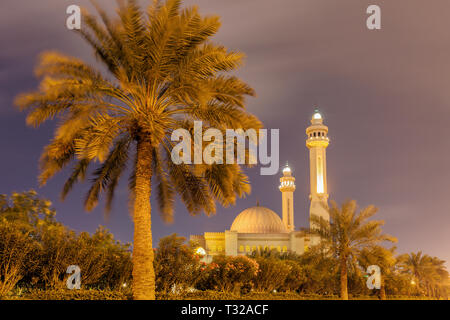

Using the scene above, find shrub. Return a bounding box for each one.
[157,290,240,300]
[253,257,291,292]
[154,234,202,293]
[20,289,129,300]
[280,260,306,292]
[0,191,132,292]
[196,255,259,293]
[0,220,39,298]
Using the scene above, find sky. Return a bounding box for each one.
[1,0,449,268]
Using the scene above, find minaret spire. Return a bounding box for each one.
[279,163,296,232]
[306,109,330,240]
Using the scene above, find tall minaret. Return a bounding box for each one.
[279,164,296,232]
[306,109,330,231]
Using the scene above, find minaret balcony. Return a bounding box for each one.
[306,139,329,148]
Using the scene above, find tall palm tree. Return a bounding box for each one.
[15,0,261,299]
[358,245,396,300]
[307,200,397,300]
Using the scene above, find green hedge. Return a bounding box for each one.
[5,289,433,300]
[156,291,340,300]
[156,291,430,300]
[19,289,130,300]
[157,290,239,300]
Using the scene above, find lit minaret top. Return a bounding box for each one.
[279,163,296,232]
[306,109,330,231]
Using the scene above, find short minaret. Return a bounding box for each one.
[306,109,330,230]
[279,164,296,232]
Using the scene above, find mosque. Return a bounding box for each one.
[190,110,330,259]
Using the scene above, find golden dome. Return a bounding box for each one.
[230,206,288,233]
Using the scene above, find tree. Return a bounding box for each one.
[296,243,338,295]
[252,257,291,293]
[0,221,39,297]
[398,251,429,296]
[154,234,202,293]
[16,0,260,299]
[307,200,397,300]
[358,245,396,299]
[399,251,449,299]
[0,191,132,293]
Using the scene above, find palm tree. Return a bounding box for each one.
[358,245,396,300]
[399,252,449,298]
[398,251,430,296]
[427,256,449,299]
[15,0,261,299]
[307,200,397,300]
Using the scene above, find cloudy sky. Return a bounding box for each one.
[1,0,449,267]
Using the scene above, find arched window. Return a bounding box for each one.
[239,245,244,253]
[246,245,251,252]
[282,246,287,252]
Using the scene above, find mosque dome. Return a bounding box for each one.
[230,206,288,233]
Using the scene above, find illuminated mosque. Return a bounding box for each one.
[190,110,330,259]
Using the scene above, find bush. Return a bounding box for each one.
[157,290,240,300]
[156,290,341,300]
[253,257,291,292]
[154,234,202,293]
[196,255,259,293]
[0,191,132,294]
[19,289,129,300]
[0,220,40,298]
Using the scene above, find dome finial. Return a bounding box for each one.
[282,162,292,175]
[312,108,322,120]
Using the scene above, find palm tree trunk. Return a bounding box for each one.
[379,276,386,300]
[340,255,348,300]
[132,135,155,300]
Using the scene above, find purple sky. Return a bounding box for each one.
[1,0,449,268]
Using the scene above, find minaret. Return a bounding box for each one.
[306,109,330,231]
[279,164,296,232]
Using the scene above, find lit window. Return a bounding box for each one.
[282,246,287,252]
[239,245,244,253]
[246,245,250,252]
[317,156,324,193]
